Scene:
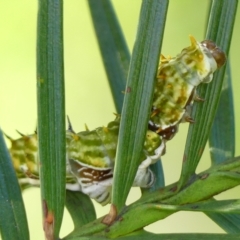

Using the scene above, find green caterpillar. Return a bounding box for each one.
[7,116,165,205]
[7,36,226,206]
[149,36,226,139]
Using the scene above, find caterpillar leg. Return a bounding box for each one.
[149,138,166,163]
[133,167,155,188]
[80,180,112,206]
[133,137,166,188]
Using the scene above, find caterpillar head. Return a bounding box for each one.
[179,35,226,85]
[201,39,226,68]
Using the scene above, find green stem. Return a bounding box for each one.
[65,156,240,239]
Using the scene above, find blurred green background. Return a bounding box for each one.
[0,1,239,239]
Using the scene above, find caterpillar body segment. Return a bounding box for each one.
[68,158,113,205]
[8,116,165,205]
[149,36,226,140]
[6,132,39,182]
[66,116,165,205]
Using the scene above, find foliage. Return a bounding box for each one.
[0,0,239,239]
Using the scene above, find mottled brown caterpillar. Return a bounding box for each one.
[7,36,226,205]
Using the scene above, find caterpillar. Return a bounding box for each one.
[149,36,226,139]
[7,116,165,205]
[7,36,226,206]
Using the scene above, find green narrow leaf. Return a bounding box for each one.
[165,157,240,205]
[206,213,240,234]
[88,0,166,190]
[209,62,235,164]
[178,0,238,187]
[88,0,130,113]
[206,62,239,233]
[37,0,65,238]
[112,0,169,212]
[0,129,29,240]
[175,199,240,214]
[65,190,96,229]
[204,0,239,233]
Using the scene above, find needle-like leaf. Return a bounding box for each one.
[179,0,238,188]
[88,0,130,113]
[112,0,169,212]
[0,129,29,240]
[65,190,96,229]
[37,0,65,238]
